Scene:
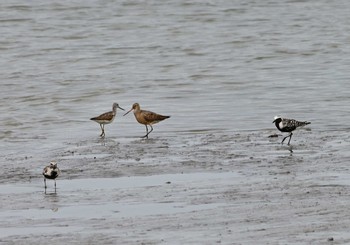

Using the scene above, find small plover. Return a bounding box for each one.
[43,161,61,191]
[123,103,170,138]
[273,116,311,145]
[90,103,125,137]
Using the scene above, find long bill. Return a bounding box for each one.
[118,105,125,111]
[123,108,133,116]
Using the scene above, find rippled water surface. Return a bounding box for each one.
[1,0,350,244]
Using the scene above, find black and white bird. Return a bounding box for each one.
[272,116,311,145]
[43,161,61,191]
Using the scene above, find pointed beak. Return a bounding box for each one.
[123,108,133,116]
[272,119,276,123]
[118,105,125,111]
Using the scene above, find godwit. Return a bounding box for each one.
[273,116,311,145]
[43,161,61,191]
[124,103,170,138]
[90,103,124,137]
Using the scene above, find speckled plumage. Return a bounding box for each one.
[43,161,61,191]
[273,117,311,145]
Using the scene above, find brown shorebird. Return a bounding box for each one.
[123,103,170,138]
[273,116,311,145]
[90,103,124,137]
[43,161,61,192]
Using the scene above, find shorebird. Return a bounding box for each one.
[272,116,311,145]
[123,103,170,138]
[90,103,124,137]
[43,161,61,191]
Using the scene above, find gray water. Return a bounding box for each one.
[1,0,350,244]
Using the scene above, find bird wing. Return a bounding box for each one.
[43,166,49,175]
[43,166,61,178]
[282,118,310,131]
[281,118,297,131]
[142,110,169,124]
[91,111,114,121]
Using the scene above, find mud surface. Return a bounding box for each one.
[1,129,350,244]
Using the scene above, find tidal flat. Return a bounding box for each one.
[1,130,350,244]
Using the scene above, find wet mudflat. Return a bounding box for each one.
[1,129,350,244]
[1,0,350,244]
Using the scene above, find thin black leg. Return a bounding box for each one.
[281,133,292,145]
[142,125,149,138]
[44,178,47,189]
[287,133,293,145]
[148,125,153,136]
[281,135,287,144]
[142,125,153,139]
[54,180,57,193]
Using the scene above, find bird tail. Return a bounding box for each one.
[159,115,170,120]
[298,121,311,127]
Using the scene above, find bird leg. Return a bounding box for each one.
[99,124,103,136]
[142,125,154,139]
[142,125,149,138]
[148,125,153,136]
[54,180,57,193]
[287,132,293,145]
[44,178,47,189]
[281,133,293,145]
[100,124,105,137]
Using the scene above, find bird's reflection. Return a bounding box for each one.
[43,190,60,212]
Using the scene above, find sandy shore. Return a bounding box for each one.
[1,129,350,244]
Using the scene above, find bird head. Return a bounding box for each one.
[113,103,125,111]
[123,103,140,116]
[272,116,282,124]
[50,161,57,168]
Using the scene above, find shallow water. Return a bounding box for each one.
[1,0,350,244]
